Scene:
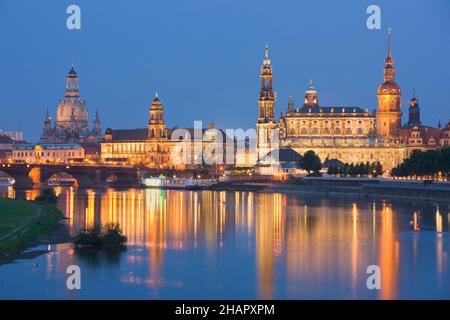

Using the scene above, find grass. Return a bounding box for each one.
[0,199,63,260]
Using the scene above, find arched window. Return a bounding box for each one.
[312,127,319,135]
[335,128,341,134]
[345,128,352,135]
[301,127,308,135]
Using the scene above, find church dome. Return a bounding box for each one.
[56,96,89,122]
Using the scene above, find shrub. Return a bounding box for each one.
[35,188,58,205]
[74,223,127,249]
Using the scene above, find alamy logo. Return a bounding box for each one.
[66,265,81,290]
[366,265,381,290]
[366,5,381,30]
[66,5,81,30]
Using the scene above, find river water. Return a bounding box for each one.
[0,186,449,299]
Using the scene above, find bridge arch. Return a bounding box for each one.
[47,172,78,188]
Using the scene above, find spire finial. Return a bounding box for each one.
[265,43,269,59]
[309,79,313,88]
[413,87,416,99]
[387,26,392,58]
[155,92,159,99]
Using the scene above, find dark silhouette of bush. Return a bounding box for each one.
[74,223,127,249]
[35,188,58,205]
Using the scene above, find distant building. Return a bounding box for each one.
[0,129,24,142]
[12,143,85,164]
[41,65,103,144]
[0,135,14,161]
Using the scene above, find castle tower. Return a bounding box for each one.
[407,88,421,127]
[256,44,278,159]
[148,93,166,140]
[376,27,402,138]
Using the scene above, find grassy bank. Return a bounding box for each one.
[0,199,63,260]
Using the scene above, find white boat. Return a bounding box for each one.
[142,176,215,190]
[0,177,15,187]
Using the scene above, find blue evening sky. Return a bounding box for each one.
[0,0,449,141]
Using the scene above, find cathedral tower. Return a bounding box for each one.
[407,88,421,127]
[376,28,402,138]
[148,93,167,140]
[256,44,278,159]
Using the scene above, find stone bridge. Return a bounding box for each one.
[0,163,144,188]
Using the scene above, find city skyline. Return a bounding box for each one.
[1,0,449,141]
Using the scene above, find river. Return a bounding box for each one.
[0,186,449,299]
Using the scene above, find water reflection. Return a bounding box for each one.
[1,187,449,299]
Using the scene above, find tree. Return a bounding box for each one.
[391,147,450,179]
[301,150,322,173]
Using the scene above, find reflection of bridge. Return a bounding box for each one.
[0,164,143,188]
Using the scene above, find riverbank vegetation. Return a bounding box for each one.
[0,199,63,260]
[391,148,450,180]
[327,161,383,177]
[74,223,127,249]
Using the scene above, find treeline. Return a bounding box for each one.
[327,161,383,177]
[391,148,450,179]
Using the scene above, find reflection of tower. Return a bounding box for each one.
[256,44,278,160]
[379,205,398,299]
[376,28,402,138]
[255,193,282,299]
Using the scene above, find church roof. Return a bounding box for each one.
[289,106,368,115]
[260,148,303,163]
[106,127,234,142]
[108,129,149,141]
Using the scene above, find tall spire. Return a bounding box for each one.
[383,27,395,82]
[265,43,269,59]
[387,26,392,58]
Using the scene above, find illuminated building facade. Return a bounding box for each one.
[258,30,448,171]
[12,143,85,163]
[101,94,230,168]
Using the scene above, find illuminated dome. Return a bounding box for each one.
[377,81,401,95]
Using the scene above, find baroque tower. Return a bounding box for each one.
[376,27,402,138]
[148,93,167,140]
[256,44,278,159]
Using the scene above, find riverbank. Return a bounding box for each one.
[213,177,450,202]
[0,199,66,262]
